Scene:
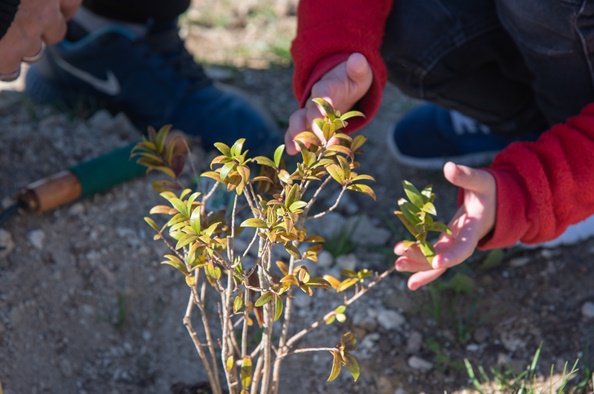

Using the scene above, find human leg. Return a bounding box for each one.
[25,1,281,156]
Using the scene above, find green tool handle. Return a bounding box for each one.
[70,142,146,199]
[18,141,146,212]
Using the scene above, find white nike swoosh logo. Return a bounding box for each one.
[54,56,121,96]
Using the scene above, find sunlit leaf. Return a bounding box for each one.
[345,354,360,381]
[240,218,268,229]
[253,156,276,168]
[274,295,283,321]
[144,217,160,232]
[327,351,342,382]
[394,211,420,238]
[240,356,252,389]
[230,138,246,157]
[403,180,425,207]
[161,254,188,275]
[421,202,437,216]
[276,260,289,276]
[226,356,234,372]
[346,184,376,200]
[323,275,341,291]
[274,144,285,167]
[350,134,367,153]
[294,131,321,147]
[338,278,359,293]
[254,292,273,307]
[326,164,345,184]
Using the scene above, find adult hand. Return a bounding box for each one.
[394,162,497,290]
[285,52,373,155]
[0,0,81,79]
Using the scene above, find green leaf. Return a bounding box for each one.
[233,295,244,313]
[144,217,160,232]
[422,202,437,216]
[345,354,360,381]
[255,292,273,307]
[274,295,283,321]
[327,351,342,382]
[214,142,231,156]
[240,356,252,389]
[350,134,367,152]
[294,131,321,147]
[274,144,285,167]
[230,138,246,157]
[346,184,376,200]
[427,222,451,234]
[398,200,422,225]
[161,254,188,275]
[240,218,268,229]
[394,211,420,238]
[312,97,336,118]
[190,208,201,234]
[325,144,352,157]
[326,164,345,184]
[403,180,425,207]
[276,260,289,276]
[419,240,436,264]
[340,110,365,122]
[226,356,234,372]
[338,278,359,293]
[253,156,276,168]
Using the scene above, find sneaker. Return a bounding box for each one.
[521,215,594,248]
[387,104,540,170]
[25,21,280,156]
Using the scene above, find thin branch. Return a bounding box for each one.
[307,186,346,220]
[286,266,395,349]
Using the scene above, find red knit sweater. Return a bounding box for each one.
[291,0,594,249]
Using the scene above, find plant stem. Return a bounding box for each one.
[183,290,222,394]
[286,266,395,349]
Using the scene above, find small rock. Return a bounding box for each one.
[336,253,358,271]
[408,356,433,372]
[581,301,594,319]
[466,343,480,352]
[377,309,405,331]
[509,257,530,267]
[473,327,490,343]
[67,202,85,216]
[317,250,334,268]
[59,359,73,377]
[0,228,15,258]
[347,215,391,246]
[27,229,45,250]
[405,331,422,354]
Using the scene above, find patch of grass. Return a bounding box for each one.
[464,344,587,393]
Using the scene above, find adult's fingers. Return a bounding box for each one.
[61,0,82,20]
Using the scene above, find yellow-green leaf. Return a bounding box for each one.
[347,184,376,200]
[240,218,268,229]
[345,354,360,381]
[274,295,283,321]
[327,351,342,382]
[240,356,252,388]
[255,292,273,307]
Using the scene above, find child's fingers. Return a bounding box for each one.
[443,161,494,194]
[407,269,447,291]
[395,257,432,273]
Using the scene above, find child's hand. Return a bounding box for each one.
[394,162,497,290]
[285,52,373,155]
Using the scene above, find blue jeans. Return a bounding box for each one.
[381,0,594,134]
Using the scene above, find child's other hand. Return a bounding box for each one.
[285,52,372,155]
[394,162,497,290]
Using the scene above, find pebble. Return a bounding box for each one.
[316,250,334,268]
[347,214,391,246]
[377,309,405,331]
[581,301,594,319]
[0,228,15,258]
[405,331,422,354]
[27,229,45,250]
[59,359,73,377]
[407,356,433,372]
[336,253,358,271]
[509,257,530,267]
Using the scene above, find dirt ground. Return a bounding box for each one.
[1,1,594,393]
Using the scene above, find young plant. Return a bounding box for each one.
[132,98,396,394]
[394,181,451,264]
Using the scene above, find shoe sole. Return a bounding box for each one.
[385,124,499,170]
[520,214,594,248]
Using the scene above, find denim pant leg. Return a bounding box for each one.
[380,0,549,134]
[497,0,594,125]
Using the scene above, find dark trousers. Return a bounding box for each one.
[381,0,594,134]
[82,0,190,24]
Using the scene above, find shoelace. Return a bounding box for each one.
[140,27,213,92]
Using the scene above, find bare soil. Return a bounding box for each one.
[1,1,594,393]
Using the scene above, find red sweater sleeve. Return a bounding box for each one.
[291,0,393,132]
[478,104,594,249]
